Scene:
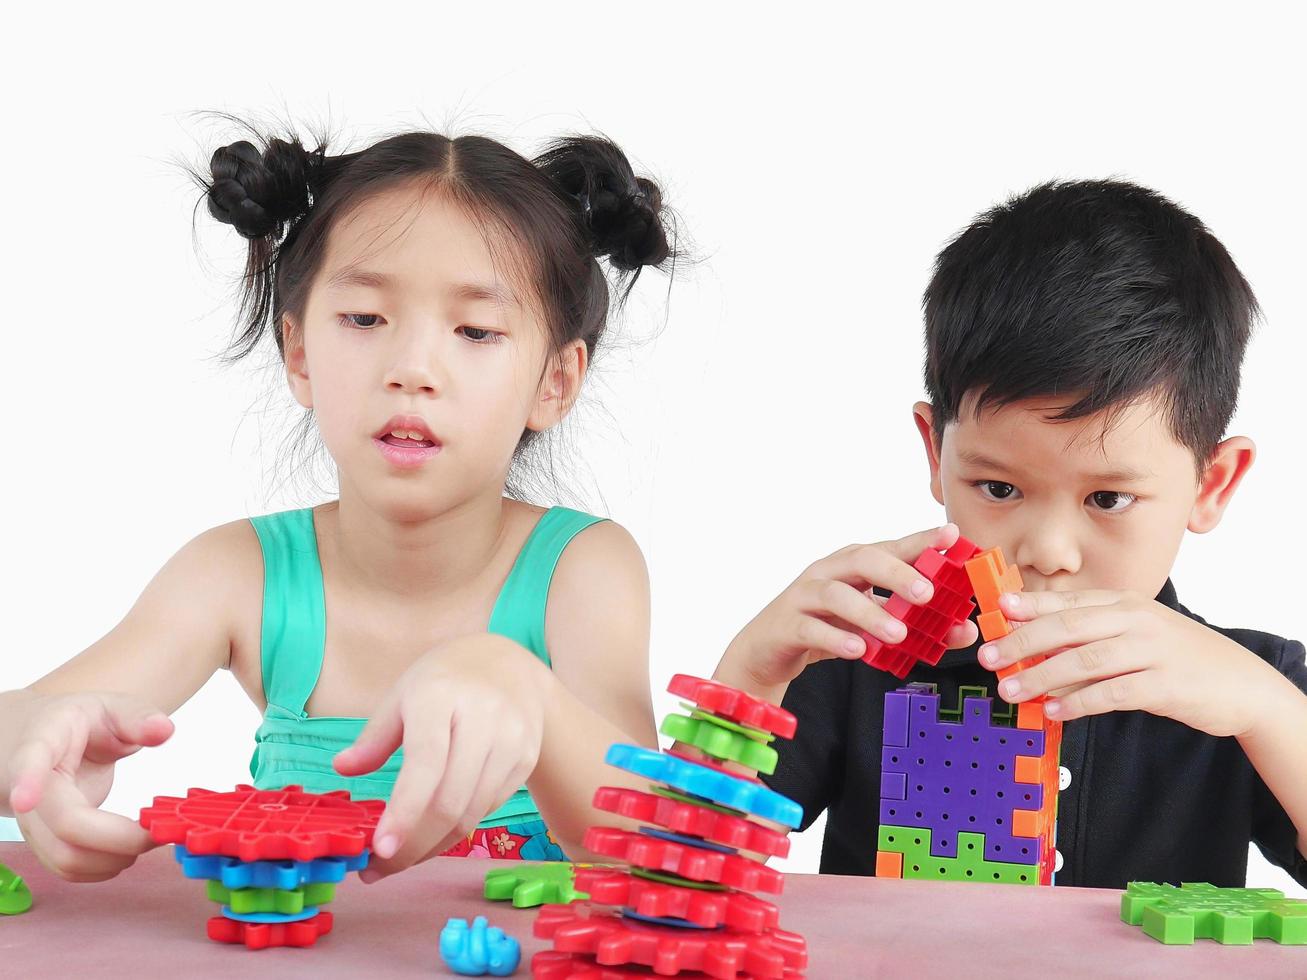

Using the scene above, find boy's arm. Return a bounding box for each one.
[1242,639,1307,863]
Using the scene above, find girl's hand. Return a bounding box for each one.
[982,590,1284,737]
[333,634,550,881]
[718,524,979,696]
[7,692,174,882]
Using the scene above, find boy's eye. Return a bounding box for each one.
[458,326,500,343]
[976,481,1018,501]
[1088,490,1137,513]
[339,313,382,329]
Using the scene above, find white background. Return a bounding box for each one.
[1,3,1303,894]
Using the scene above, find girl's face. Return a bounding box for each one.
[283,181,583,522]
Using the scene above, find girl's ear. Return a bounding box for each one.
[526,339,587,432]
[284,314,313,409]
[913,401,946,505]
[1188,435,1256,533]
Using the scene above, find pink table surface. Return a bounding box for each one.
[0,843,1301,978]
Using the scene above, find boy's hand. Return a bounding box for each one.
[7,692,174,882]
[982,590,1283,737]
[718,524,980,697]
[333,634,549,881]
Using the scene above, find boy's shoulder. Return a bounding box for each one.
[1163,580,1307,681]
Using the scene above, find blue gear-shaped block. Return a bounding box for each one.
[175,845,368,889]
[221,904,319,924]
[439,915,521,976]
[622,907,715,930]
[640,826,738,855]
[604,744,802,829]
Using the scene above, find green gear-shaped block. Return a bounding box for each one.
[1121,881,1307,945]
[877,825,1039,885]
[484,862,587,908]
[660,712,779,774]
[0,862,33,915]
[206,879,337,914]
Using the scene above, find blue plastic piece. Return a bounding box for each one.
[640,826,738,855]
[221,905,319,924]
[439,915,521,976]
[174,845,369,889]
[622,908,715,930]
[605,744,803,829]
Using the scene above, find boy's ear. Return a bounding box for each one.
[527,339,587,432]
[1188,435,1255,534]
[913,401,946,505]
[284,314,313,410]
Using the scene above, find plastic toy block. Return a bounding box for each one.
[642,827,738,854]
[1014,755,1041,784]
[1016,701,1044,730]
[879,685,1044,864]
[976,609,1012,641]
[206,879,336,914]
[575,867,780,933]
[593,787,791,858]
[651,785,748,819]
[0,862,33,915]
[222,904,320,923]
[174,844,369,889]
[877,826,1039,885]
[534,905,807,979]
[604,745,803,829]
[631,868,729,892]
[666,675,797,739]
[207,909,334,949]
[875,851,903,879]
[531,950,805,980]
[485,862,588,908]
[660,713,779,774]
[1010,808,1041,839]
[858,538,980,679]
[883,687,911,747]
[139,785,384,862]
[666,746,763,782]
[440,915,522,976]
[584,827,785,894]
[1121,882,1307,945]
[688,709,775,744]
[964,547,1023,615]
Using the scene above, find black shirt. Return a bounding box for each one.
[762,580,1307,888]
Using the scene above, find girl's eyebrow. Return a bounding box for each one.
[324,265,516,308]
[453,282,518,307]
[325,265,390,291]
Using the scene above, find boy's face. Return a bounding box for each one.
[914,394,1254,598]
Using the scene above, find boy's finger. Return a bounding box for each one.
[1042,672,1148,721]
[944,620,979,650]
[881,523,961,563]
[979,604,1128,668]
[790,613,874,661]
[799,580,907,645]
[999,589,1122,622]
[824,546,934,605]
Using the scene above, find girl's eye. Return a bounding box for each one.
[340,313,382,329]
[1088,490,1137,513]
[975,481,1019,501]
[458,326,500,343]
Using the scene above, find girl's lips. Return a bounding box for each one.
[373,437,442,469]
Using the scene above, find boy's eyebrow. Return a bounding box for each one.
[957,449,1153,483]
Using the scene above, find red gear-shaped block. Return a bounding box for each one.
[534,906,807,979]
[139,785,384,862]
[575,866,780,932]
[583,827,784,894]
[531,950,806,979]
[207,909,334,949]
[858,538,980,679]
[667,676,797,740]
[592,786,791,858]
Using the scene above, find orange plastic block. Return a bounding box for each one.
[977,609,1011,642]
[965,548,1024,613]
[1011,808,1041,839]
[1014,755,1041,784]
[1016,702,1044,730]
[876,850,903,878]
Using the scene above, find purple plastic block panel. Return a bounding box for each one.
[880,688,1045,865]
[881,770,907,801]
[883,689,911,748]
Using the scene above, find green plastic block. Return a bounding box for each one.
[0,863,33,915]
[484,863,587,908]
[206,880,337,914]
[631,867,729,892]
[1121,881,1307,945]
[650,785,746,818]
[937,685,1015,726]
[682,706,775,744]
[660,712,779,774]
[877,825,1039,885]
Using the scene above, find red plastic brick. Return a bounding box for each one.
[575,867,780,932]
[139,785,384,862]
[667,676,797,740]
[592,787,790,858]
[206,909,334,949]
[583,827,784,894]
[534,906,807,979]
[531,950,806,979]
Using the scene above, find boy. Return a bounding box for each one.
[715,179,1307,888]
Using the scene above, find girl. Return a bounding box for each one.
[0,125,674,881]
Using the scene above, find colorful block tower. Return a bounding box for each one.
[867,541,1063,886]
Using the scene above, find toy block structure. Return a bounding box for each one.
[139,785,382,949]
[868,543,1063,886]
[1121,882,1307,945]
[531,675,808,978]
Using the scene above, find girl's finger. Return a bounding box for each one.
[7,708,87,813]
[371,713,453,861]
[20,809,137,883]
[38,777,157,856]
[334,699,404,778]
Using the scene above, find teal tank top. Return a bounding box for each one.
[247,505,605,829]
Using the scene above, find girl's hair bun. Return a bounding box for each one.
[536,136,672,272]
[206,137,319,240]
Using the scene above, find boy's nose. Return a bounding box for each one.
[1012,517,1083,579]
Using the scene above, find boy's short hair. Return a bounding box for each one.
[923,179,1259,460]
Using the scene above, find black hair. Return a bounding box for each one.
[197,123,676,495]
[923,178,1258,461]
